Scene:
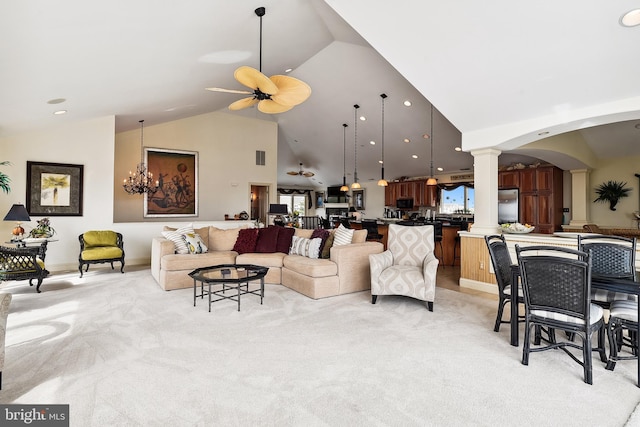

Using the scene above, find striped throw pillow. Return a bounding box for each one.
[333,224,354,246]
[289,236,322,259]
[161,224,195,254]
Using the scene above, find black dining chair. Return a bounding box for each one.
[516,245,606,385]
[433,221,444,267]
[606,300,638,373]
[452,220,469,266]
[485,235,525,333]
[361,220,383,242]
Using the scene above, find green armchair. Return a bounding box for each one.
[0,242,49,292]
[78,231,125,278]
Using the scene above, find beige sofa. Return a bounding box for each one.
[150,226,383,299]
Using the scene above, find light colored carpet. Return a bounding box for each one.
[1,267,639,426]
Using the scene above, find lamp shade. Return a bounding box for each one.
[268,204,288,215]
[3,204,30,221]
[349,206,357,213]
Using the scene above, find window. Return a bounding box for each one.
[440,186,474,214]
[279,194,306,216]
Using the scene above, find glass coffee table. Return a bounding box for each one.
[189,264,268,312]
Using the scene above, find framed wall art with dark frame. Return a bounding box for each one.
[353,189,365,210]
[26,161,84,216]
[315,191,325,208]
[144,147,198,218]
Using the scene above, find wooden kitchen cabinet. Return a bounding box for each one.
[518,166,563,234]
[498,170,520,188]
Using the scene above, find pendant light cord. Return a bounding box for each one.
[430,105,434,177]
[139,119,144,162]
[342,123,347,185]
[354,104,359,184]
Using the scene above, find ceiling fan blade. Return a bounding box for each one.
[286,171,300,176]
[228,97,259,111]
[269,75,312,106]
[205,87,253,95]
[234,66,278,94]
[257,99,293,114]
[302,172,315,177]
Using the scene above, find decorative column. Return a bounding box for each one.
[569,169,590,228]
[469,148,502,235]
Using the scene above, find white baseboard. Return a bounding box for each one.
[459,277,498,295]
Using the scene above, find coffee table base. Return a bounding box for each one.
[193,279,265,312]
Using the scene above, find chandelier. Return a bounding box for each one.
[123,120,159,195]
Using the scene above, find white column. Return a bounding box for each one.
[469,148,502,235]
[569,169,590,227]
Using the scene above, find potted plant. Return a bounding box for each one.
[593,180,631,211]
[29,217,56,238]
[0,161,11,194]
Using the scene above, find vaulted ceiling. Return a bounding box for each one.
[2,1,639,188]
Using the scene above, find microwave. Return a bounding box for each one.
[396,198,414,209]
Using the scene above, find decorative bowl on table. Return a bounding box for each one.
[500,223,535,234]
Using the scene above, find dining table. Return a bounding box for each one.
[509,266,640,387]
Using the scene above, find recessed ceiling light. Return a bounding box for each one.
[53,110,67,115]
[359,116,366,121]
[437,167,444,172]
[404,138,410,143]
[403,100,412,107]
[454,147,462,152]
[538,131,550,136]
[422,134,430,139]
[412,154,418,159]
[47,98,66,105]
[370,140,376,145]
[378,160,384,164]
[285,68,293,73]
[621,9,640,27]
[634,123,640,130]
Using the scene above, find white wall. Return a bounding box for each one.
[0,112,278,273]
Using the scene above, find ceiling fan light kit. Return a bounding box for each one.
[287,162,314,178]
[205,6,311,114]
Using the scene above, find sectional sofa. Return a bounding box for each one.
[150,225,383,299]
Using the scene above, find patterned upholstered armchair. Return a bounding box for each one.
[369,224,439,311]
[0,292,11,389]
[78,231,125,278]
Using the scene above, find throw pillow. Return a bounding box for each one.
[182,232,208,254]
[289,236,322,259]
[311,228,330,254]
[276,227,295,253]
[255,226,280,253]
[233,228,258,254]
[209,226,245,251]
[161,223,195,254]
[321,232,335,259]
[333,224,354,246]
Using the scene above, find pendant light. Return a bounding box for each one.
[378,93,388,187]
[340,123,349,192]
[351,104,361,189]
[123,120,159,195]
[426,104,438,186]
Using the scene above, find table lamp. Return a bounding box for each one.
[3,203,31,242]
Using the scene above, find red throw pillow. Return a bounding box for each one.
[255,226,280,253]
[311,228,330,254]
[233,228,258,254]
[275,227,295,253]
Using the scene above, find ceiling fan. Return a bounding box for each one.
[287,163,315,178]
[206,7,311,114]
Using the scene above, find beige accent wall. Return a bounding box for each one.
[589,154,640,228]
[114,111,278,222]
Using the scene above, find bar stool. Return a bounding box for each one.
[452,221,469,266]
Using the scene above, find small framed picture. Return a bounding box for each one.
[26,161,84,216]
[353,189,365,210]
[315,191,325,208]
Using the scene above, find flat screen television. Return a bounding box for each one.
[396,198,414,210]
[326,186,347,203]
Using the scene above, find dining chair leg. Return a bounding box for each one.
[596,326,608,363]
[522,322,532,366]
[583,333,594,385]
[494,298,506,332]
